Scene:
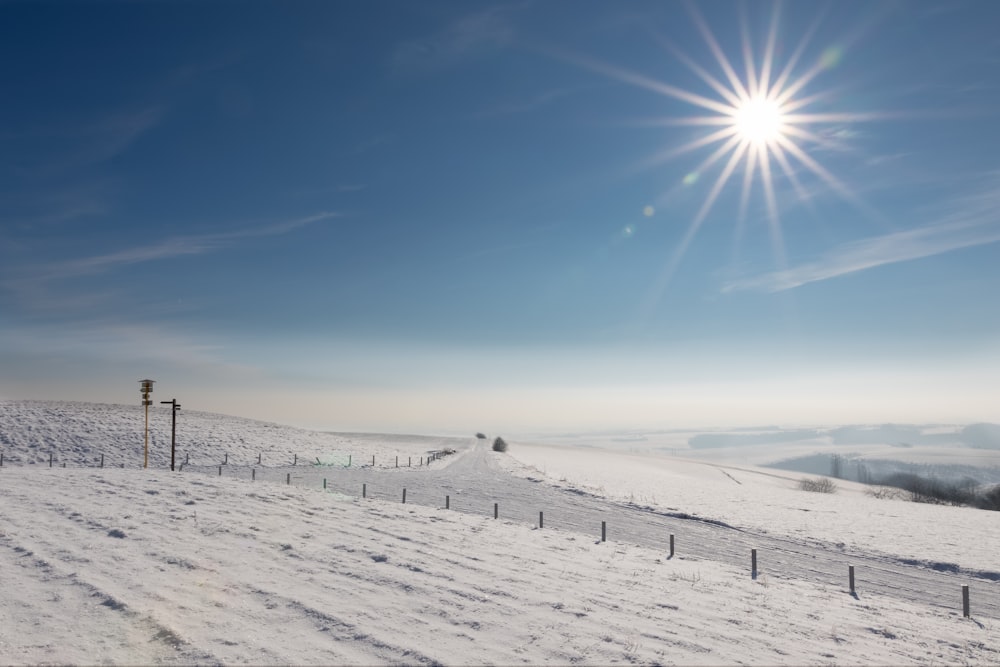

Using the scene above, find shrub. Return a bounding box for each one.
[798,477,837,493]
[492,437,508,452]
[866,486,905,500]
[475,432,486,440]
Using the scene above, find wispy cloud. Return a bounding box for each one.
[12,212,339,285]
[390,6,516,74]
[724,180,1000,293]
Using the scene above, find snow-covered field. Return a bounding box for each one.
[1,400,998,665]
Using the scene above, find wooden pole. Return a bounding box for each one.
[50,452,53,467]
[669,534,674,558]
[258,452,262,464]
[539,511,543,528]
[218,466,222,476]
[396,456,398,467]
[372,455,376,467]
[323,478,327,489]
[849,565,855,594]
[363,483,366,498]
[409,456,411,467]
[1,452,3,467]
[963,585,970,617]
[294,454,297,466]
[286,472,290,485]
[446,495,450,509]
[252,468,256,481]
[224,452,228,465]
[402,488,407,504]
[751,549,757,579]
[100,453,104,468]
[601,521,606,542]
[494,502,498,519]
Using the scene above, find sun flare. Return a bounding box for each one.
[568,3,889,301]
[733,97,785,147]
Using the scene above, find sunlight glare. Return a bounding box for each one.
[734,97,785,146]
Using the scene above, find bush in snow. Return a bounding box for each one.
[798,477,836,493]
[492,437,508,452]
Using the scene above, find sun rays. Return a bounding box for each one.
[562,2,891,301]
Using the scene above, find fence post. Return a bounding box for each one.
[1,451,3,467]
[669,534,675,558]
[323,478,327,489]
[751,549,757,579]
[50,452,53,467]
[494,502,498,519]
[446,495,450,509]
[409,457,412,467]
[396,456,398,468]
[100,453,104,468]
[849,565,855,594]
[963,585,970,618]
[601,521,606,542]
[539,511,543,528]
[402,488,407,504]
[372,455,375,467]
[420,456,423,466]
[186,452,190,465]
[218,466,222,476]
[363,483,367,498]
[252,468,256,481]
[294,454,297,466]
[224,452,228,465]
[286,473,291,485]
[348,455,351,467]
[258,452,262,464]
[63,462,66,468]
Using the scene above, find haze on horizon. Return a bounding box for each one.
[2,1,999,435]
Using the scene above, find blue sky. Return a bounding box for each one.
[2,0,999,434]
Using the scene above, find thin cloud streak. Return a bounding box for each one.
[17,212,339,284]
[724,182,1000,293]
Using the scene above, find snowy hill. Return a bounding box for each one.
[1,400,998,665]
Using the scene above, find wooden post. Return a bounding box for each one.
[224,452,228,465]
[62,462,66,468]
[494,502,498,519]
[363,483,367,498]
[100,453,104,468]
[539,511,543,528]
[849,565,855,594]
[669,534,675,558]
[751,549,757,579]
[294,454,297,466]
[396,456,398,468]
[186,452,190,465]
[348,455,351,467]
[286,473,290,485]
[446,495,450,509]
[323,478,327,489]
[1,452,3,467]
[252,468,256,481]
[601,521,606,542]
[420,456,423,466]
[963,585,970,618]
[218,466,222,476]
[50,452,53,467]
[402,488,407,504]
[409,457,412,467]
[258,452,262,464]
[372,455,375,467]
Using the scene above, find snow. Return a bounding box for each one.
[0,400,998,665]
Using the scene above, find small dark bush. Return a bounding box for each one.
[475,432,487,440]
[492,437,508,452]
[799,477,837,493]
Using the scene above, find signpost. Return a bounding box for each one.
[139,379,155,468]
[160,399,181,471]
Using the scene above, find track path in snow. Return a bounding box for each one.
[187,440,1000,621]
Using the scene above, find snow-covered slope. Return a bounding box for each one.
[0,400,998,665]
[0,400,470,467]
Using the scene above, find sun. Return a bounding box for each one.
[733,96,786,147]
[560,2,888,298]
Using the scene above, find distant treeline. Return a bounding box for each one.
[689,423,1000,450]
